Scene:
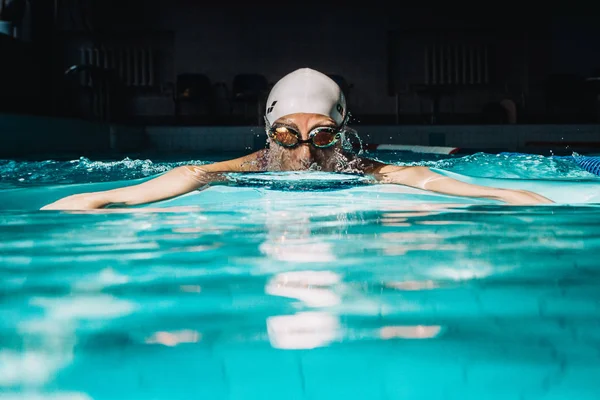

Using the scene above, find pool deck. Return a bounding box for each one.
[2,113,600,158]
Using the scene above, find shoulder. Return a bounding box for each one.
[354,156,410,174]
[193,149,269,173]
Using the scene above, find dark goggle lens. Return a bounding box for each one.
[312,129,339,147]
[271,127,299,146]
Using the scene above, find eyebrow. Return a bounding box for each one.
[309,120,336,130]
[273,119,298,128]
[274,119,336,130]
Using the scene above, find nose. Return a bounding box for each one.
[296,143,311,158]
[294,143,313,161]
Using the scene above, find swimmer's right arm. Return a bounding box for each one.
[40,150,266,210]
[41,166,214,210]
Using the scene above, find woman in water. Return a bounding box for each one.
[42,68,553,210]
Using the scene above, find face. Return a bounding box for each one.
[267,113,342,171]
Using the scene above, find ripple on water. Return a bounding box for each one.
[1,152,597,187]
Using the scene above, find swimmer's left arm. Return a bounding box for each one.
[362,162,554,205]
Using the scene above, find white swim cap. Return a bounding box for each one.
[265,68,347,126]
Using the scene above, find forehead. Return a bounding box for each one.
[274,113,336,126]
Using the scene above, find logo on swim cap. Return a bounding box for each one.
[265,68,347,126]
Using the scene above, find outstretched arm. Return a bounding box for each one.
[41,150,267,210]
[361,161,554,205]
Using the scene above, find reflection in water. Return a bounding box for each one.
[260,241,336,263]
[264,271,342,350]
[386,280,439,290]
[3,183,600,398]
[145,330,202,347]
[379,325,443,339]
[265,271,341,307]
[258,206,337,263]
[179,285,201,293]
[259,203,454,349]
[267,312,340,350]
[261,205,344,349]
[7,294,135,399]
[429,260,498,281]
[73,267,130,290]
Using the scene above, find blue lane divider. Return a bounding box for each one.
[573,154,600,176]
[499,152,600,176]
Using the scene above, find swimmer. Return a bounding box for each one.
[41,68,553,210]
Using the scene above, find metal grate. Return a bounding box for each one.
[79,46,154,87]
[424,42,489,85]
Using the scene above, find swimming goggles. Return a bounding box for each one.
[267,124,342,148]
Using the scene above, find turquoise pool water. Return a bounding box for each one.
[1,151,600,399]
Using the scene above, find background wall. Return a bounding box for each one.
[4,2,600,124]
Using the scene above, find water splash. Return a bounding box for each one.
[340,126,364,156]
[223,171,374,191]
[1,151,597,189]
[363,151,599,179]
[0,157,211,187]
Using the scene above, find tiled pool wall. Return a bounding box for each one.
[145,125,600,155]
[0,113,145,158]
[2,113,600,158]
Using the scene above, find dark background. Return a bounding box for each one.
[2,1,600,126]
